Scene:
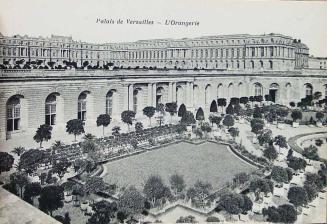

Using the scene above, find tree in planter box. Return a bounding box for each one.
[291,110,302,125]
[316,112,324,125]
[263,145,278,162]
[303,145,319,162]
[226,103,234,115]
[273,135,287,154]
[240,97,249,106]
[254,95,263,106]
[253,106,263,119]
[276,108,289,124]
[217,98,227,113]
[223,115,235,129]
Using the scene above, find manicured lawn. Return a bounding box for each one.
[103,141,256,190]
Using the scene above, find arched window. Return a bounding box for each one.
[228,83,234,98]
[269,60,273,69]
[254,83,263,96]
[205,85,211,105]
[45,94,57,126]
[251,60,255,69]
[6,95,21,131]
[133,90,138,113]
[106,91,114,116]
[156,87,164,107]
[305,84,313,97]
[260,60,263,68]
[78,92,87,121]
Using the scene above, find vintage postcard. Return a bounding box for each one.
[0,0,327,223]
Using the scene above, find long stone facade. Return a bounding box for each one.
[0,33,309,70]
[0,69,326,141]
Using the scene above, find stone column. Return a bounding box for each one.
[172,83,177,102]
[128,84,134,111]
[152,83,157,107]
[147,83,152,106]
[168,82,173,102]
[190,82,194,108]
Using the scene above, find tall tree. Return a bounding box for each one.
[263,145,278,162]
[87,201,117,224]
[118,186,145,216]
[271,166,289,184]
[121,110,136,132]
[223,115,235,129]
[288,186,309,208]
[249,178,274,201]
[216,192,245,220]
[23,182,41,204]
[181,111,196,126]
[143,106,156,126]
[303,145,319,161]
[10,171,28,198]
[143,175,171,206]
[38,185,64,216]
[165,102,178,123]
[66,119,85,141]
[273,135,287,153]
[33,124,53,148]
[52,158,71,179]
[0,152,14,174]
[169,174,186,195]
[96,114,111,137]
[85,176,107,194]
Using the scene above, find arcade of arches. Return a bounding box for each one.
[1,73,327,141]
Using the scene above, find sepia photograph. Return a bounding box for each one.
[0,0,327,223]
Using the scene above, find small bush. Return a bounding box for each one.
[315,139,323,147]
[206,216,220,222]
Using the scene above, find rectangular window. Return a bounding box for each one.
[7,105,20,131]
[45,103,56,125]
[78,101,87,121]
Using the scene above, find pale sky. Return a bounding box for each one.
[0,0,326,56]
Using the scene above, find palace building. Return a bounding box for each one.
[0,33,326,141]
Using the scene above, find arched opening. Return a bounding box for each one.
[305,83,313,97]
[238,82,244,98]
[106,90,115,116]
[217,84,223,99]
[228,83,234,98]
[178,104,186,117]
[6,95,23,132]
[156,87,164,107]
[78,91,88,121]
[269,83,279,103]
[176,85,184,105]
[205,84,211,106]
[251,60,255,69]
[210,100,218,112]
[196,107,204,121]
[193,85,199,107]
[260,60,264,68]
[45,93,60,126]
[286,83,292,100]
[254,83,263,96]
[269,60,273,69]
